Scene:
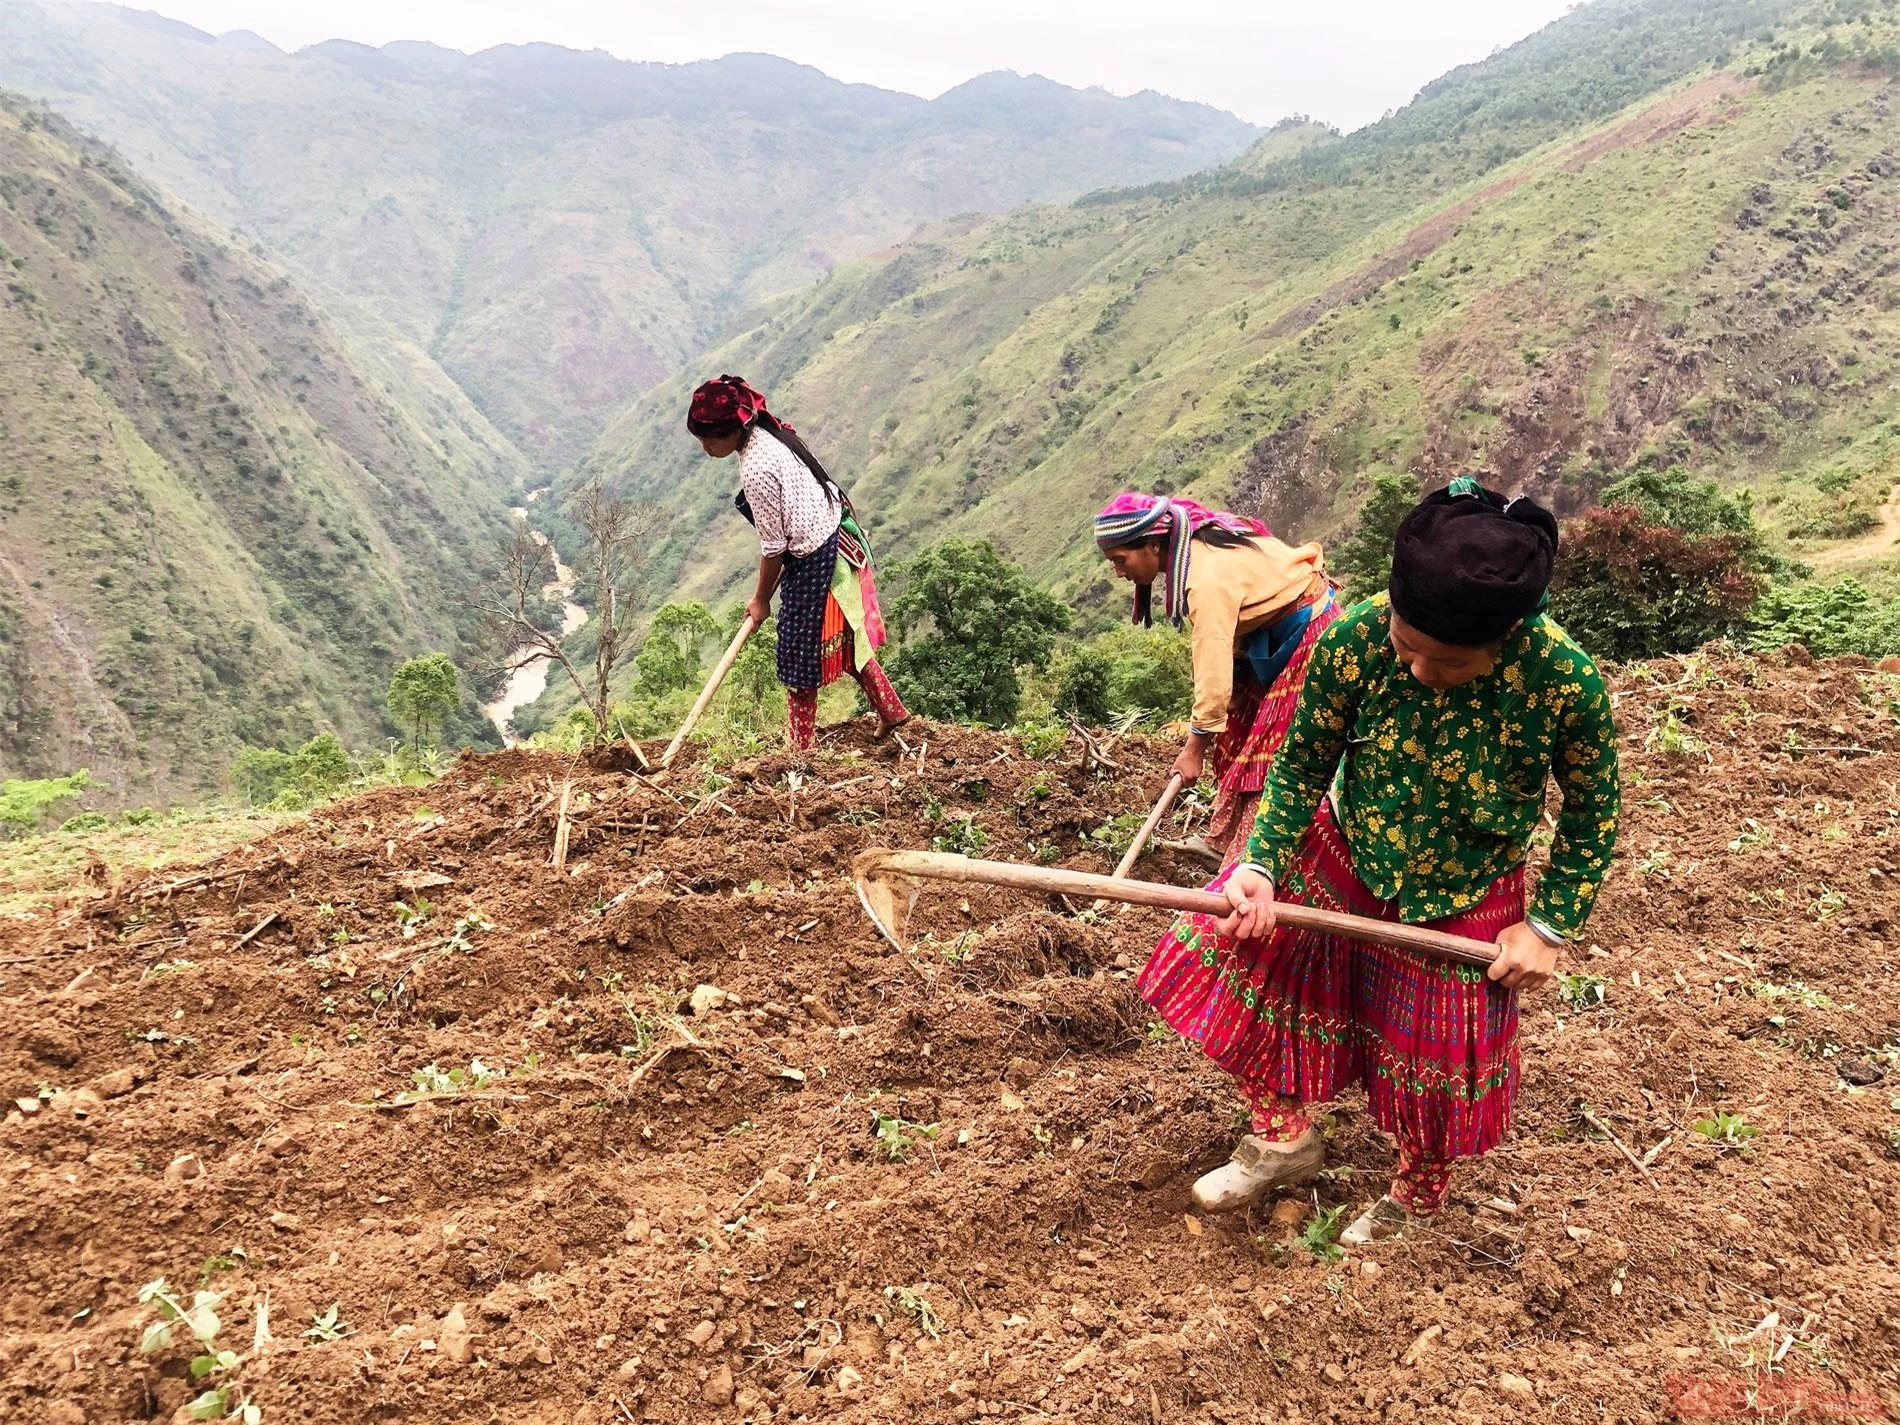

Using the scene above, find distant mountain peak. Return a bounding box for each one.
[214,29,282,57]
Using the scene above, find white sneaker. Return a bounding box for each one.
[1340,1194,1413,1245]
[1190,1130,1324,1213]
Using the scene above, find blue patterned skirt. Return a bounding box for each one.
[776,529,841,690]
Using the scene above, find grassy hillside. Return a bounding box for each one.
[0,2,1263,469]
[0,97,527,804]
[579,0,1900,631]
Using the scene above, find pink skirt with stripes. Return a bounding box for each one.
[1204,594,1341,860]
[1138,799,1525,1160]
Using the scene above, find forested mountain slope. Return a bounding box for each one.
[0,1,1263,467]
[579,0,1899,619]
[0,98,526,802]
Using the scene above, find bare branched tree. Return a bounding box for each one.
[473,478,652,737]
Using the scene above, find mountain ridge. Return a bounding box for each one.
[0,1,1265,468]
[0,94,526,802]
[569,0,1898,650]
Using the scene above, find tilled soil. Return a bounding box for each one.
[3,651,1899,1424]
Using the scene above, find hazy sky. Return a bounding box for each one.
[124,0,1581,131]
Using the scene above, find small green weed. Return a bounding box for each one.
[883,1286,944,1339]
[931,815,987,857]
[395,1059,502,1103]
[196,1250,246,1285]
[446,911,493,952]
[137,1278,259,1422]
[937,931,979,965]
[392,896,432,937]
[1556,972,1607,1011]
[1087,810,1147,859]
[1646,709,1706,758]
[1300,1204,1349,1261]
[871,1110,939,1162]
[1726,819,1772,853]
[1752,981,1833,1010]
[1692,1110,1760,1153]
[1017,722,1067,759]
[1634,846,1672,878]
[302,1303,352,1343]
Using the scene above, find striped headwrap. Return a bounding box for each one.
[1094,491,1269,627]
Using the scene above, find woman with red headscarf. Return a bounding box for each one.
[1092,492,1336,859]
[687,375,908,749]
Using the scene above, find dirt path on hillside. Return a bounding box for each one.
[4,658,1900,1423]
[1811,483,1900,571]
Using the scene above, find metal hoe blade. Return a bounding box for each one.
[853,854,921,950]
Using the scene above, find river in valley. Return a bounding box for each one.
[481,504,588,745]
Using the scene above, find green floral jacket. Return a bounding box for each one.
[1241,594,1621,938]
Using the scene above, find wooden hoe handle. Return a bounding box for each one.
[660,616,759,768]
[856,849,1498,968]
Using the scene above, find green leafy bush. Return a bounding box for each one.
[633,601,722,696]
[885,540,1071,726]
[1054,644,1114,724]
[1054,624,1193,727]
[0,771,94,838]
[387,653,459,749]
[1329,468,1419,594]
[1747,577,1900,658]
[229,732,359,808]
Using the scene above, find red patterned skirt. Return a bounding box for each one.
[1138,799,1524,1161]
[1204,593,1342,859]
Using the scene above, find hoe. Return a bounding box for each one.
[853,849,1499,967]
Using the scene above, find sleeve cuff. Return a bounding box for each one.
[758,538,788,557]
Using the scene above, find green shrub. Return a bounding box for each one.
[1748,578,1900,658]
[633,601,722,696]
[0,771,95,838]
[1054,645,1114,724]
[59,812,111,834]
[231,732,359,808]
[1552,502,1763,661]
[229,747,295,807]
[387,653,459,749]
[289,732,350,800]
[1330,468,1419,594]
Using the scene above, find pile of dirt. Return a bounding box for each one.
[3,654,1899,1424]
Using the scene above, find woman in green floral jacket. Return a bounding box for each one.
[1139,478,1620,1242]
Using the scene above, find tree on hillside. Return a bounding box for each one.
[474,479,653,738]
[388,654,459,749]
[885,539,1071,726]
[1330,469,1420,593]
[1056,624,1194,727]
[633,601,723,696]
[1597,467,1769,552]
[1550,468,1779,661]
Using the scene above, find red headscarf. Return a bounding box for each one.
[687,375,794,438]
